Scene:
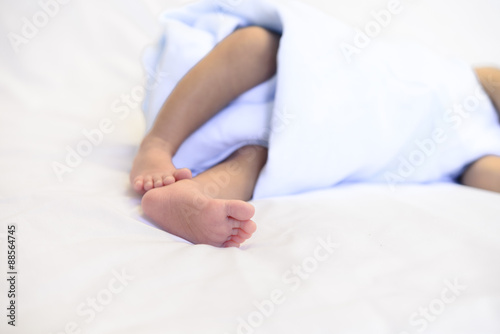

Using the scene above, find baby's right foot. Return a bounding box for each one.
[142,179,257,247]
[130,136,192,193]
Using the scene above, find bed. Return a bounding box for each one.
[1,0,499,333]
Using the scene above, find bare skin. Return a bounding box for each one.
[130,137,192,193]
[131,26,500,247]
[142,145,267,247]
[130,26,279,193]
[131,27,280,247]
[461,68,500,192]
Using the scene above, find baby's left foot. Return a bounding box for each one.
[130,135,192,194]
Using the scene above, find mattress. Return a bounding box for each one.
[0,0,499,333]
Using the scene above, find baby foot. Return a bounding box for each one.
[141,179,257,247]
[130,136,192,193]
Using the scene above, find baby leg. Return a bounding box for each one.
[131,27,280,193]
[460,155,500,193]
[464,68,500,192]
[475,67,500,114]
[141,145,267,247]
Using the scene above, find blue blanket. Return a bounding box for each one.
[143,0,500,198]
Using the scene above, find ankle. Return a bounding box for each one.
[140,134,176,156]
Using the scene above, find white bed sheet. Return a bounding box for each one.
[0,0,499,333]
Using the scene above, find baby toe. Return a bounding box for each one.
[235,228,252,240]
[143,176,154,191]
[133,177,144,192]
[240,220,257,235]
[163,175,175,186]
[153,176,164,188]
[228,234,246,244]
[223,240,241,248]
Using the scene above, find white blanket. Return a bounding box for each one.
[144,0,500,199]
[1,1,500,333]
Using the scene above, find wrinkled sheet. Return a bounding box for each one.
[0,1,500,333]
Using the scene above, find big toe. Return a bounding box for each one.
[225,200,255,221]
[174,168,192,181]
